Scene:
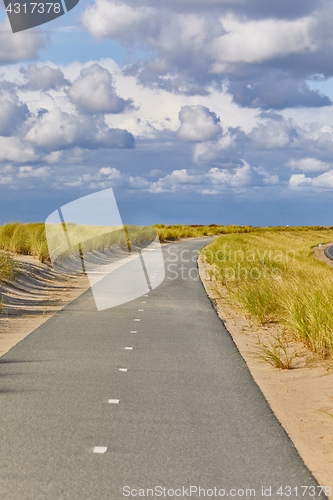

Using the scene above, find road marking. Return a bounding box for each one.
[138,309,144,312]
[119,368,128,372]
[93,447,107,454]
[109,399,120,404]
[125,347,133,350]
[135,319,141,322]
[142,302,146,304]
[130,330,137,333]
[144,295,149,297]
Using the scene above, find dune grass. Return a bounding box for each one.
[0,221,330,264]
[0,223,49,262]
[202,229,333,360]
[0,252,16,311]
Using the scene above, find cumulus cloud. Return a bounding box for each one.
[0,20,47,63]
[66,64,133,114]
[0,82,29,136]
[18,166,51,178]
[177,105,222,142]
[81,1,154,41]
[80,0,333,111]
[20,65,70,91]
[249,117,298,149]
[227,72,332,110]
[286,158,332,172]
[0,137,38,163]
[149,162,252,193]
[24,107,135,151]
[209,15,318,73]
[289,170,333,190]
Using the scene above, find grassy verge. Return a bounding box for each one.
[202,229,333,360]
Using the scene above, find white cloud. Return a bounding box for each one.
[99,167,122,178]
[81,1,154,40]
[20,64,69,91]
[0,20,47,63]
[286,158,332,172]
[0,83,29,135]
[24,107,134,151]
[289,170,333,190]
[209,15,318,72]
[0,137,38,163]
[66,64,133,114]
[177,105,222,142]
[149,162,252,193]
[250,118,297,149]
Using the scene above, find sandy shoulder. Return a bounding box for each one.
[199,250,333,494]
[0,255,90,357]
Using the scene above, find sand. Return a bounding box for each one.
[0,254,89,357]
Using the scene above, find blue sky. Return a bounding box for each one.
[1,0,333,225]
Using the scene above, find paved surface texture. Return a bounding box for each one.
[0,239,326,500]
[324,245,333,260]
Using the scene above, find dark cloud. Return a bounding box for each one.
[123,64,210,96]
[81,0,333,110]
[105,0,322,20]
[227,72,332,110]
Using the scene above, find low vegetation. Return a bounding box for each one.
[0,223,48,262]
[202,229,333,360]
[1,222,333,361]
[0,253,16,311]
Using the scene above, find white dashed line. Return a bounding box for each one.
[138,309,144,312]
[119,368,128,372]
[142,302,146,304]
[93,447,107,454]
[130,330,137,333]
[125,347,133,350]
[135,319,141,322]
[108,399,120,404]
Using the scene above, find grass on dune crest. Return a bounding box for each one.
[0,253,16,311]
[0,221,266,263]
[202,230,333,360]
[0,221,331,265]
[0,223,49,262]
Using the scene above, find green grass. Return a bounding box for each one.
[202,229,333,360]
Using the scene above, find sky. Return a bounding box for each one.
[1,0,333,225]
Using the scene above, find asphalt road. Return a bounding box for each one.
[324,245,333,260]
[0,238,326,500]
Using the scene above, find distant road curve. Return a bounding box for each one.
[324,245,333,260]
